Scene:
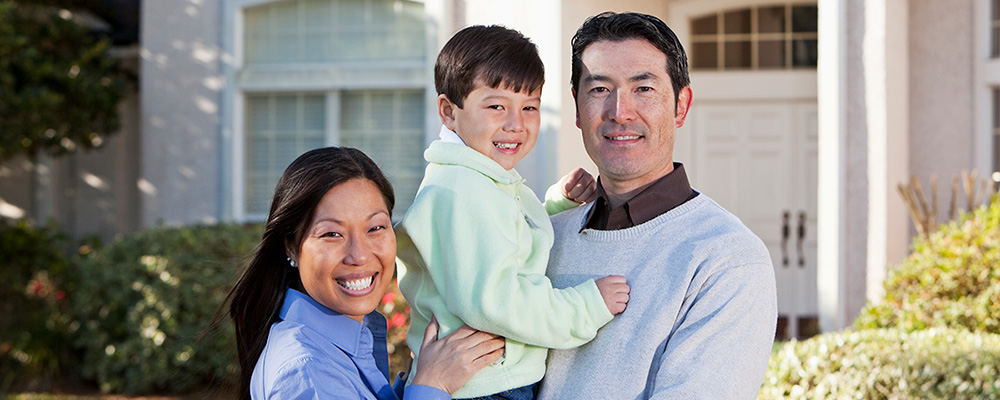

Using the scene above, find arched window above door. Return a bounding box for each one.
[689,3,817,71]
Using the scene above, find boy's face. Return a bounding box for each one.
[440,82,541,170]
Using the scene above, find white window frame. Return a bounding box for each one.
[220,0,442,222]
[977,0,1000,182]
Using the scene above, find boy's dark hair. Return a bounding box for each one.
[571,12,690,105]
[435,25,544,108]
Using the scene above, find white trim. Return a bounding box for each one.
[326,91,341,146]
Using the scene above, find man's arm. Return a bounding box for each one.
[648,260,776,399]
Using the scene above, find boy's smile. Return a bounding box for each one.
[439,83,541,170]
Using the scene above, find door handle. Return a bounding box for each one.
[781,211,790,267]
[797,211,806,268]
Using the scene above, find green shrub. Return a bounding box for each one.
[854,198,1000,333]
[760,328,1000,399]
[0,219,78,393]
[72,223,261,394]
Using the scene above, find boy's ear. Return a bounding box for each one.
[437,94,459,131]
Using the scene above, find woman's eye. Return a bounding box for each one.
[320,231,342,238]
[369,225,387,233]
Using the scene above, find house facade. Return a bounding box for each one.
[2,0,996,338]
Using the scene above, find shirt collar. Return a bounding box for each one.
[279,288,387,357]
[582,162,697,231]
[438,125,466,145]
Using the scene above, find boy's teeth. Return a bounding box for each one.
[339,276,373,291]
[494,142,518,149]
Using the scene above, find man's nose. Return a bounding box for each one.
[608,90,637,122]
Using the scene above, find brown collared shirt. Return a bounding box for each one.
[582,163,699,231]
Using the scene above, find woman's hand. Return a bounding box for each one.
[410,317,505,394]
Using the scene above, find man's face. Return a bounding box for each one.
[574,38,692,193]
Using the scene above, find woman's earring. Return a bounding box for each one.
[287,257,296,268]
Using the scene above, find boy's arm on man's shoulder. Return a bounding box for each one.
[543,183,583,216]
[648,257,776,399]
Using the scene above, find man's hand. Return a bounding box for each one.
[559,167,597,204]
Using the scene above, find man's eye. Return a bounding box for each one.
[637,86,654,92]
[591,87,609,94]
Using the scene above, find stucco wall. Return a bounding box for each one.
[909,0,977,221]
[140,0,223,227]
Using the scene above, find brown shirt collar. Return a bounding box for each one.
[582,163,698,231]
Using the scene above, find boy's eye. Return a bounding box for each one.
[488,105,504,110]
[523,106,538,111]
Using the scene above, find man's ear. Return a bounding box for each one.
[674,86,693,128]
[572,88,581,129]
[438,93,459,131]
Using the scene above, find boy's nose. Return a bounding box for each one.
[503,112,525,132]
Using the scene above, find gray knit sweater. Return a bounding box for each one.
[537,193,777,400]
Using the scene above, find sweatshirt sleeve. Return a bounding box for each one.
[542,183,582,216]
[402,171,613,349]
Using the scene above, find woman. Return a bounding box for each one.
[225,147,504,399]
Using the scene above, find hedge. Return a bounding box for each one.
[760,328,1000,399]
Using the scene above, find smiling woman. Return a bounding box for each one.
[221,147,505,400]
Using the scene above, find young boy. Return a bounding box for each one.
[395,25,630,399]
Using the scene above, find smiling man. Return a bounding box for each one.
[538,12,777,399]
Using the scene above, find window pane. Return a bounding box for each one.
[758,40,785,68]
[340,90,425,217]
[691,15,718,35]
[792,39,818,68]
[725,41,752,69]
[724,9,752,34]
[245,0,426,64]
[791,5,819,33]
[691,42,719,69]
[245,94,326,214]
[758,6,785,34]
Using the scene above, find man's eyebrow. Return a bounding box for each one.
[583,72,659,84]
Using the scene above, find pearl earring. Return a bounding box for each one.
[287,257,296,268]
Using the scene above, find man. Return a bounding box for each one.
[538,12,777,399]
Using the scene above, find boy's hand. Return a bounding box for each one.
[559,167,597,204]
[595,275,630,315]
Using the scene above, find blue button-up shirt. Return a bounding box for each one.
[250,289,448,400]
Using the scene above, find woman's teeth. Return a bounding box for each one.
[339,276,373,291]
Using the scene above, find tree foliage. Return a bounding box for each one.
[0,0,129,162]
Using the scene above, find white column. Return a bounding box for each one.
[817,0,849,333]
[864,0,910,303]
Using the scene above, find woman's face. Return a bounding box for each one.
[296,178,396,321]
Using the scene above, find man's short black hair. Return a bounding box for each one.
[435,25,545,108]
[571,12,690,104]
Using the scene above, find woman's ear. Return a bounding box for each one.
[438,93,459,131]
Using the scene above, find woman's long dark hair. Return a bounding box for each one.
[223,147,394,400]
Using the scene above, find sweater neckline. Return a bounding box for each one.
[573,191,710,241]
